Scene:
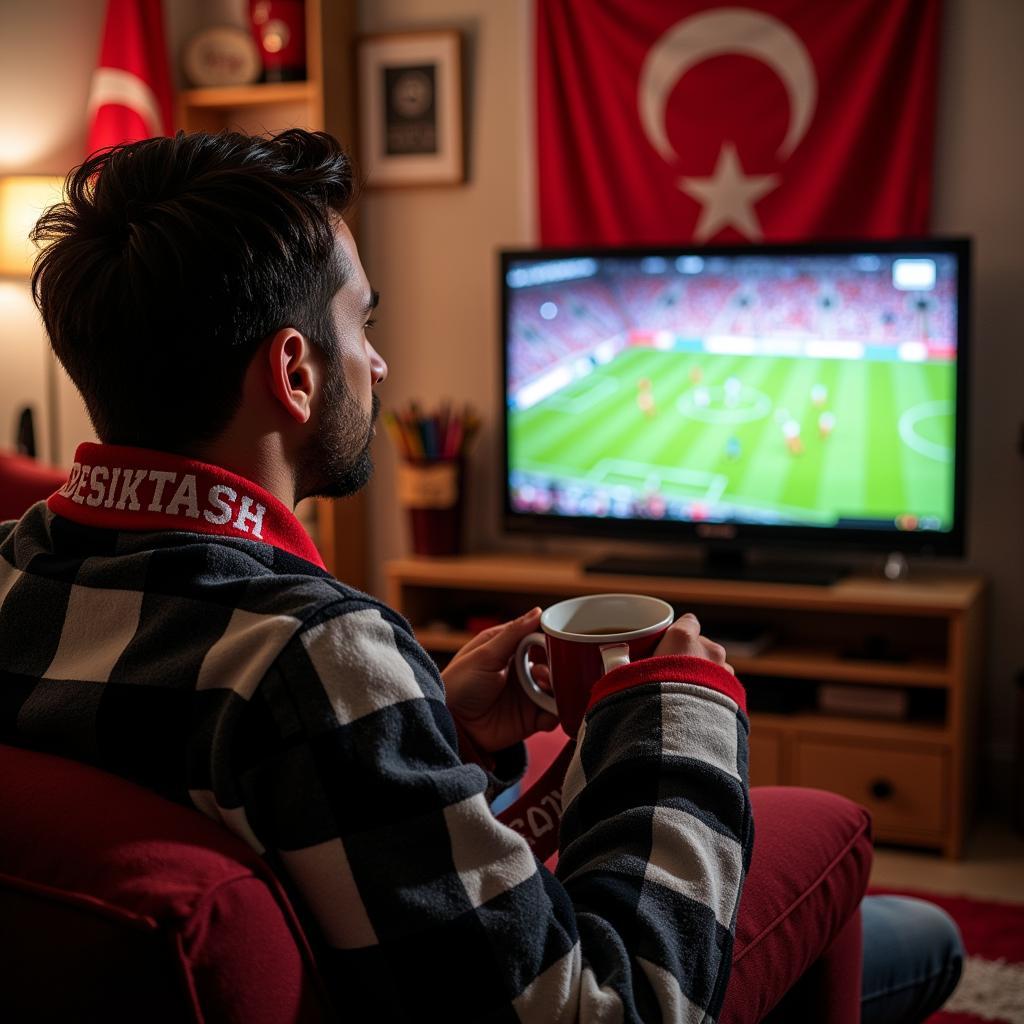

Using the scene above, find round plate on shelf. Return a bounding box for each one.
[182,25,262,88]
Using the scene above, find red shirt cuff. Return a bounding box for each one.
[587,655,747,715]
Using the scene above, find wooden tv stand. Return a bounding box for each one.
[385,553,986,858]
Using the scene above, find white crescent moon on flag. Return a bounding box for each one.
[638,8,817,163]
[86,67,165,136]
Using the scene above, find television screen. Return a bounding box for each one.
[501,240,970,555]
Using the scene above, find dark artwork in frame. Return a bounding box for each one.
[383,64,439,157]
[358,29,464,187]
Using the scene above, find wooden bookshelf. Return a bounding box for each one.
[179,81,315,109]
[175,0,366,589]
[386,553,987,858]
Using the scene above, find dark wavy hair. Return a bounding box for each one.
[31,129,356,450]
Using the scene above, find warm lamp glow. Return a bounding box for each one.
[0,176,64,277]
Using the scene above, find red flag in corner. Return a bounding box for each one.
[86,0,173,155]
[536,0,941,246]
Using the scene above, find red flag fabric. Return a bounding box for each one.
[86,0,174,155]
[536,0,941,246]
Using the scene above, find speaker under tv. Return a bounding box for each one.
[500,238,970,583]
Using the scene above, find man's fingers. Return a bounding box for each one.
[659,613,702,650]
[529,660,553,694]
[534,710,560,732]
[673,612,701,638]
[700,638,728,665]
[455,608,542,661]
[654,613,736,671]
[475,607,543,665]
[455,622,505,657]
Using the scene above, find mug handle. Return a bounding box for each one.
[599,642,631,674]
[515,632,558,714]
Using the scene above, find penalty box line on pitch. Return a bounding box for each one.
[516,458,827,522]
[591,459,728,505]
[546,377,621,414]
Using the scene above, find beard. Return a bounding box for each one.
[298,367,380,501]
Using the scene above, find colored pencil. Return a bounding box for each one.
[384,402,479,463]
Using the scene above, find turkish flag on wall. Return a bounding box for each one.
[86,0,173,155]
[536,0,941,246]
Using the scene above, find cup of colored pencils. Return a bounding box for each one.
[383,402,480,556]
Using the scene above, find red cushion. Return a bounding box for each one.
[0,744,332,1023]
[0,451,66,521]
[721,786,873,1024]
[759,907,863,1024]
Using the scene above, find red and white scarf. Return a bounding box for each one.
[48,442,326,569]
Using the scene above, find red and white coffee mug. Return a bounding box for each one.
[515,593,674,736]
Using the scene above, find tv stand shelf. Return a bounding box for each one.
[386,553,986,858]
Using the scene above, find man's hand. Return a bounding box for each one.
[442,608,560,754]
[654,612,735,673]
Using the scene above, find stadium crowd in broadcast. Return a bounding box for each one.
[504,254,958,532]
[508,257,956,395]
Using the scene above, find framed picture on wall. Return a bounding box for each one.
[357,30,464,188]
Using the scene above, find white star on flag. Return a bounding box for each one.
[679,142,779,242]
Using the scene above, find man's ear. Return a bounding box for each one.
[266,328,315,424]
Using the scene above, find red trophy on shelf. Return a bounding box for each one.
[249,0,306,82]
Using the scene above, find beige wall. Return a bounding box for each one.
[0,0,105,177]
[0,0,106,464]
[929,0,1024,784]
[0,282,53,460]
[359,0,1024,789]
[358,0,537,570]
[0,0,245,464]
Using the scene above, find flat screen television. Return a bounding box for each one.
[500,239,970,580]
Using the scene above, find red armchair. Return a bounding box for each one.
[0,742,871,1022]
[0,451,66,522]
[0,743,332,1023]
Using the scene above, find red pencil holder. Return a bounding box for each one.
[398,459,464,556]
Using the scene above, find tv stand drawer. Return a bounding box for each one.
[749,728,784,787]
[793,740,945,835]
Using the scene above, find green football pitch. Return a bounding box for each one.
[509,348,956,526]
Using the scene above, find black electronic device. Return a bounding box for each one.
[500,239,971,580]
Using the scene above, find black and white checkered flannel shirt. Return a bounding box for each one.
[1,445,753,1022]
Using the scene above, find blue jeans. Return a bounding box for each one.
[861,894,965,1023]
